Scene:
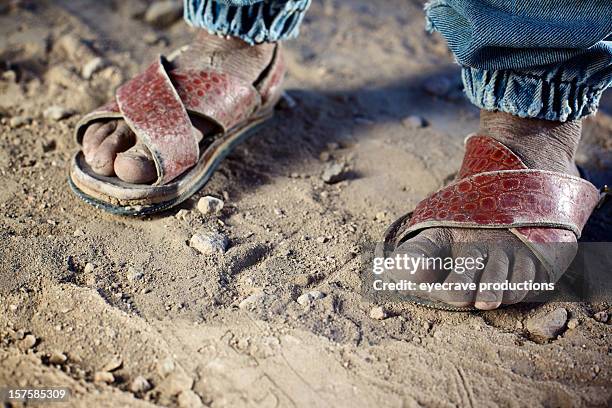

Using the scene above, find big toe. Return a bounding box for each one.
[114,142,157,184]
[89,122,136,176]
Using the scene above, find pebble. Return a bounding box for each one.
[94,371,115,384]
[197,196,224,215]
[157,358,175,377]
[189,232,228,255]
[321,162,347,184]
[370,306,388,320]
[159,372,194,395]
[175,209,190,221]
[177,390,204,408]
[144,1,183,28]
[567,318,579,330]
[82,57,106,79]
[20,334,37,349]
[402,115,428,128]
[127,267,144,282]
[102,356,123,372]
[525,307,568,341]
[43,106,73,121]
[57,34,95,61]
[297,290,325,306]
[73,228,84,237]
[239,293,265,309]
[129,376,152,393]
[319,151,331,162]
[48,351,68,364]
[593,311,609,323]
[423,76,452,96]
[316,236,329,244]
[9,115,31,128]
[84,263,95,274]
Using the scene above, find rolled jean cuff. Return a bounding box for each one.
[184,0,311,45]
[462,67,608,122]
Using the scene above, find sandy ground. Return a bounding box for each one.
[1,1,611,407]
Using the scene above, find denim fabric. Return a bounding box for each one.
[185,0,612,121]
[425,0,612,122]
[184,0,310,45]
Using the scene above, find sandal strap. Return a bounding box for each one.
[169,68,260,133]
[406,169,599,238]
[116,57,199,185]
[402,135,600,239]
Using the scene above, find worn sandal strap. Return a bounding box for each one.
[399,135,600,240]
[115,57,200,186]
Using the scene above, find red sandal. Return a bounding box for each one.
[378,134,603,310]
[69,45,286,216]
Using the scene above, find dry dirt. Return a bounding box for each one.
[1,1,611,407]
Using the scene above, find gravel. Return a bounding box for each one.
[525,307,568,341]
[197,196,224,215]
[144,1,183,28]
[297,290,325,306]
[189,232,228,255]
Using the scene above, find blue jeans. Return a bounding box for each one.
[184,0,612,122]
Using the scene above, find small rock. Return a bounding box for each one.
[43,106,73,121]
[9,115,31,128]
[127,267,144,282]
[159,372,194,395]
[57,34,95,61]
[374,211,387,221]
[94,371,114,384]
[73,228,85,237]
[593,311,609,323]
[316,236,329,244]
[82,57,106,79]
[144,1,183,28]
[321,162,347,184]
[567,318,579,330]
[297,290,325,306]
[239,293,265,309]
[402,115,428,128]
[525,307,568,341]
[20,334,37,349]
[291,274,312,287]
[370,306,388,320]
[177,390,204,408]
[48,351,68,365]
[319,151,331,161]
[175,209,190,221]
[143,32,161,45]
[197,196,224,215]
[102,356,123,372]
[84,263,95,274]
[189,232,228,255]
[157,358,175,377]
[129,376,152,393]
[423,76,452,96]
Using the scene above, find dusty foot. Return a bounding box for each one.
[393,111,582,310]
[81,31,276,183]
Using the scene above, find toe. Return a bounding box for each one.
[90,122,136,176]
[114,141,157,184]
[502,249,536,305]
[391,229,450,285]
[475,248,510,310]
[82,121,118,163]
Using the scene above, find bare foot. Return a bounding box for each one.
[81,31,276,184]
[392,111,582,310]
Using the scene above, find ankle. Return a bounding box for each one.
[478,110,581,175]
[173,30,275,83]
